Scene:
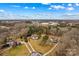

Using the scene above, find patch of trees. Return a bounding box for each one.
[27,25,43,36]
[0,28,9,34]
[0,22,14,27]
[0,32,10,44]
[49,26,63,36]
[55,28,79,56]
[57,22,70,27]
[40,35,49,46]
[70,24,79,29]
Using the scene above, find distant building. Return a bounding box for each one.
[50,22,59,26]
[40,23,49,27]
[40,22,59,27]
[6,40,21,47]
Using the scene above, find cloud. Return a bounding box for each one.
[62,13,79,19]
[68,3,72,6]
[76,3,79,6]
[62,4,65,5]
[32,7,36,9]
[24,6,28,9]
[30,12,54,19]
[41,3,50,5]
[66,7,74,10]
[66,13,79,16]
[12,5,20,7]
[0,12,29,19]
[63,13,74,16]
[50,5,65,9]
[0,9,5,12]
[48,7,52,10]
[66,13,73,16]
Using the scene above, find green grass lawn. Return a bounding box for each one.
[3,45,30,56]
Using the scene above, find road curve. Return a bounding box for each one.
[43,37,60,56]
[43,43,59,56]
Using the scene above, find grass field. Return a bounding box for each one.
[3,45,30,56]
[29,39,53,54]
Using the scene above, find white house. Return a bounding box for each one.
[31,34,38,40]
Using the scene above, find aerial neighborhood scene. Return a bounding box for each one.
[0,3,79,56]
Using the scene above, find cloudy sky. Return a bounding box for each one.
[0,3,79,20]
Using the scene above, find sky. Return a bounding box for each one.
[0,3,79,20]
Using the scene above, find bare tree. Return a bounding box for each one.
[55,28,79,56]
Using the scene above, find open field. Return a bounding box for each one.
[29,39,53,54]
[2,45,30,56]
